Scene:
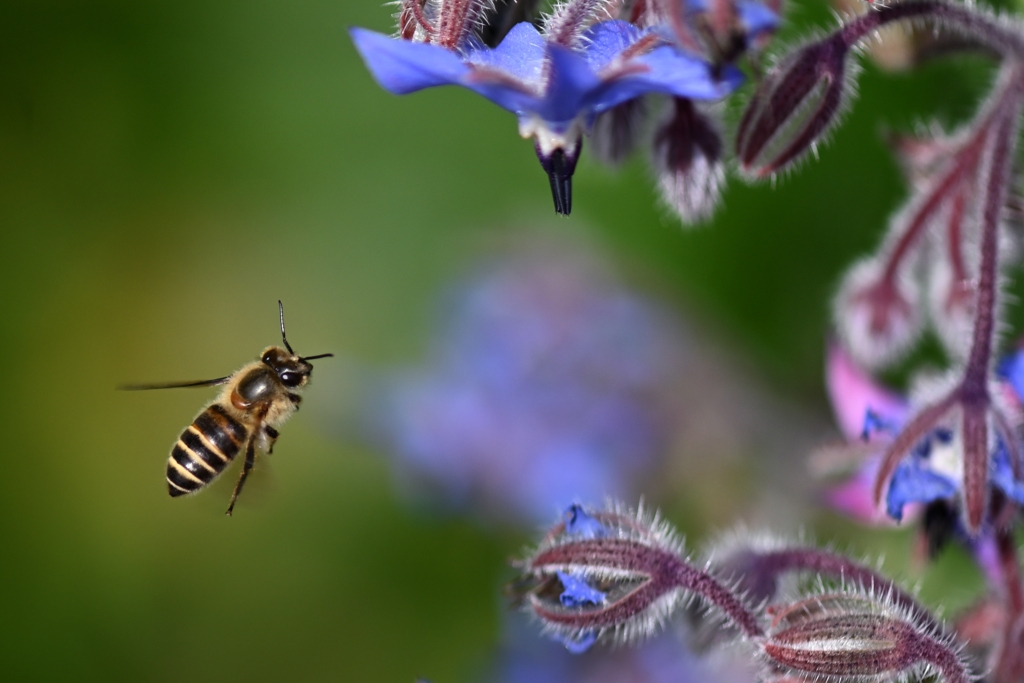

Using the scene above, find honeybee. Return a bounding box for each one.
[124,302,332,515]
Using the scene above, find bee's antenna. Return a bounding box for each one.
[278,300,295,355]
[301,353,334,361]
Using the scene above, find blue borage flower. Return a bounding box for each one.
[350,0,767,214]
[820,345,1024,583]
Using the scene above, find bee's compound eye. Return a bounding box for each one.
[262,351,274,365]
[280,371,302,388]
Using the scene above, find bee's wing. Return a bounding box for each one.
[118,376,232,391]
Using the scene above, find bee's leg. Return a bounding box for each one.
[225,437,257,516]
[264,425,280,455]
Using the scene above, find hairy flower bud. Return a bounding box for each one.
[697,530,943,646]
[589,98,648,167]
[834,255,923,370]
[544,0,617,48]
[736,32,855,178]
[516,503,691,650]
[513,502,763,652]
[761,589,971,683]
[652,97,725,224]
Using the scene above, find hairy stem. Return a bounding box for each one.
[944,189,969,309]
[752,548,940,631]
[842,1,1024,60]
[959,66,1023,529]
[873,64,1024,526]
[993,528,1024,683]
[545,0,609,47]
[530,538,763,638]
[962,88,1021,390]
[878,125,989,288]
[672,560,764,638]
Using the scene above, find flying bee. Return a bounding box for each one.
[123,301,332,515]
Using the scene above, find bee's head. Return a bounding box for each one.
[260,346,314,388]
[261,301,333,389]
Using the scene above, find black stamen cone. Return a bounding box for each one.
[535,140,581,216]
[547,150,573,215]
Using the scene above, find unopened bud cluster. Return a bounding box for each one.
[811,3,1024,564]
[513,504,973,683]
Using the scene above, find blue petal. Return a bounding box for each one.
[736,1,780,37]
[585,48,741,116]
[886,460,958,522]
[638,48,743,99]
[537,44,602,126]
[998,349,1024,403]
[583,21,742,108]
[564,503,608,538]
[458,24,550,116]
[464,22,546,85]
[349,28,470,94]
[992,442,1024,505]
[861,408,898,440]
[557,571,607,607]
[460,74,544,119]
[554,630,598,654]
[580,20,645,72]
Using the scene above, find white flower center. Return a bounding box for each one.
[519,116,585,156]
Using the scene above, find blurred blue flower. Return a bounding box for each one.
[368,244,683,522]
[500,617,755,683]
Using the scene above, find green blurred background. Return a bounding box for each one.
[0,1,1009,680]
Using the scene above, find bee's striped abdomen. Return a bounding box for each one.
[166,404,249,497]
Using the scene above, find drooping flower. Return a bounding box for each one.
[351,0,779,215]
[813,344,1024,583]
[351,16,740,214]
